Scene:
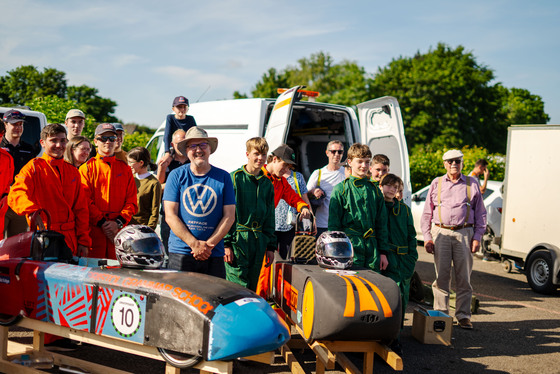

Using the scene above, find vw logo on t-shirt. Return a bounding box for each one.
[182,184,218,217]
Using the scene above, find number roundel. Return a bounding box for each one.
[111,294,142,338]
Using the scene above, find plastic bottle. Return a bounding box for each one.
[11,353,54,369]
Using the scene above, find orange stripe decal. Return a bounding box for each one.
[338,275,356,317]
[273,97,291,111]
[359,276,393,318]
[345,276,378,313]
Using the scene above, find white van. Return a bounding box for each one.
[146,86,412,204]
[0,106,47,154]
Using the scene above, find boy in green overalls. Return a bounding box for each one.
[224,137,276,291]
[328,143,389,272]
[380,173,418,354]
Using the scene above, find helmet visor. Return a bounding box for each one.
[322,241,353,258]
[123,237,163,255]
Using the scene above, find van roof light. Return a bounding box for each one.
[277,88,320,98]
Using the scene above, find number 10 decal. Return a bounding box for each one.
[110,294,142,338]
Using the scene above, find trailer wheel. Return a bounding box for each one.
[526,250,556,294]
[0,313,21,326]
[502,260,513,273]
[157,348,202,369]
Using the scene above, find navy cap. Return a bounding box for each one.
[3,109,25,124]
[112,123,124,132]
[173,96,189,107]
[94,123,117,136]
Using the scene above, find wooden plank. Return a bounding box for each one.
[165,364,181,374]
[336,352,361,374]
[363,351,374,374]
[14,318,233,374]
[192,359,232,374]
[32,330,44,352]
[244,351,274,365]
[0,360,45,373]
[310,341,336,370]
[0,326,8,361]
[371,342,403,371]
[280,344,306,374]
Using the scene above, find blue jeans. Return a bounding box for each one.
[168,252,226,279]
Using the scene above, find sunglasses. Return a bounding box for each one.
[96,135,117,143]
[329,150,344,155]
[186,142,209,151]
[446,158,462,164]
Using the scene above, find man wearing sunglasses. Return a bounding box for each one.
[306,140,346,236]
[163,127,235,278]
[421,149,487,330]
[79,123,138,259]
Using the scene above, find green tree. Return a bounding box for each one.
[0,65,118,124]
[247,52,372,106]
[409,145,505,192]
[371,43,510,153]
[67,85,118,122]
[25,95,98,138]
[498,86,550,125]
[0,65,67,105]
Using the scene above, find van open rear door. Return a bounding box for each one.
[264,86,302,152]
[357,97,411,205]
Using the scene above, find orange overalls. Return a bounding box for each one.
[7,154,91,253]
[79,154,137,259]
[0,148,14,240]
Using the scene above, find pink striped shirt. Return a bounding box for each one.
[421,173,487,242]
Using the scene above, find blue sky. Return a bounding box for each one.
[1,0,558,129]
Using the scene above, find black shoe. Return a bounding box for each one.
[45,338,80,352]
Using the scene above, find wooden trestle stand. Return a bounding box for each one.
[281,322,403,374]
[0,317,273,374]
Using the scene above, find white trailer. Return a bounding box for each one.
[491,125,560,294]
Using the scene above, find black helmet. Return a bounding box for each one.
[114,225,164,269]
[315,231,354,270]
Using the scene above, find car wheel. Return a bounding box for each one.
[0,313,21,326]
[480,227,495,255]
[157,348,202,368]
[526,250,557,294]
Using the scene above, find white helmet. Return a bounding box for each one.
[114,225,164,269]
[315,231,354,270]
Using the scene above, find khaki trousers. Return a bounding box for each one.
[431,225,473,320]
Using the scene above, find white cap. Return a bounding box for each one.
[442,149,464,161]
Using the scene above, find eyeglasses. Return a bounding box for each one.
[186,142,209,151]
[446,159,462,164]
[75,145,91,152]
[329,150,344,155]
[96,136,117,143]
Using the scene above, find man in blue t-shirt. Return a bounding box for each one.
[163,127,235,278]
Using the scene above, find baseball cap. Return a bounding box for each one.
[65,109,85,120]
[3,110,25,124]
[94,123,117,137]
[272,144,297,165]
[112,123,124,132]
[442,149,464,161]
[173,96,189,107]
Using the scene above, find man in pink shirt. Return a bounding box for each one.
[421,149,486,330]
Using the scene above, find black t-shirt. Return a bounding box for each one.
[0,138,38,180]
